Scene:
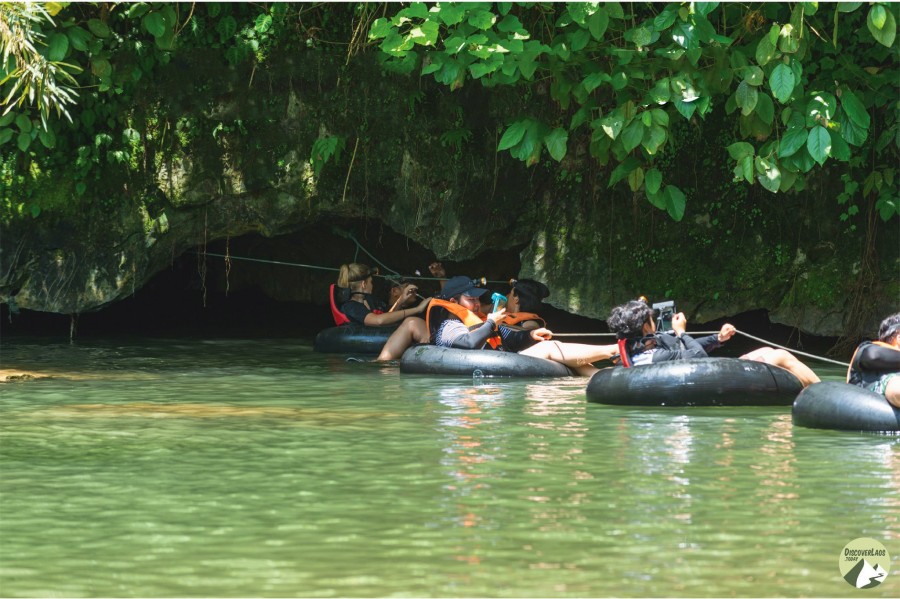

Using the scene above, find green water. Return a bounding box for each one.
[1,337,898,597]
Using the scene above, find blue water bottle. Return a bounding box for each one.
[491,292,507,312]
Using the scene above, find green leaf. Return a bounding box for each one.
[369,18,393,39]
[806,125,831,165]
[829,131,851,161]
[600,112,624,140]
[468,9,496,30]
[544,128,568,162]
[665,185,686,221]
[621,120,644,153]
[778,127,808,158]
[654,6,679,31]
[17,132,31,152]
[0,113,13,128]
[646,189,666,210]
[91,58,111,78]
[875,194,898,221]
[627,167,644,192]
[755,33,776,66]
[127,3,150,18]
[582,72,610,93]
[838,2,862,13]
[867,7,896,47]
[67,27,91,51]
[756,93,774,125]
[37,127,55,148]
[648,78,670,104]
[608,157,641,187]
[589,8,609,40]
[47,33,69,62]
[871,5,888,30]
[217,15,238,41]
[255,13,273,34]
[739,155,754,183]
[498,120,529,151]
[840,90,871,129]
[744,66,764,86]
[0,128,13,145]
[642,125,667,155]
[496,14,523,32]
[144,12,166,38]
[606,2,625,19]
[756,158,781,193]
[736,81,758,116]
[673,99,697,120]
[727,141,754,160]
[839,109,869,146]
[645,168,662,195]
[87,18,111,38]
[15,114,32,133]
[469,61,496,79]
[769,63,796,103]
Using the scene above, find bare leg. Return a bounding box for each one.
[740,347,820,387]
[885,377,900,408]
[518,340,617,377]
[377,317,429,361]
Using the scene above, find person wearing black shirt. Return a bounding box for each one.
[848,312,900,406]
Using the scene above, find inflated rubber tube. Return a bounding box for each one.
[586,358,803,407]
[313,324,398,354]
[400,345,575,377]
[792,381,900,432]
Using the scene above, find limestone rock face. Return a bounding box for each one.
[1,51,896,337]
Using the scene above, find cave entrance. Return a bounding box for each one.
[3,220,529,339]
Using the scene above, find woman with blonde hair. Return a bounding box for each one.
[337,263,431,361]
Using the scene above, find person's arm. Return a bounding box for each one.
[447,320,498,349]
[857,344,900,373]
[364,296,430,326]
[649,333,709,362]
[696,334,722,353]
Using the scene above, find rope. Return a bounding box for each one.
[734,329,849,367]
[552,329,848,366]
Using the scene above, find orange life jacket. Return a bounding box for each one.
[426,298,503,350]
[501,312,545,328]
[847,340,899,383]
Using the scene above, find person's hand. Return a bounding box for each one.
[530,327,553,341]
[428,262,446,278]
[718,323,736,343]
[672,312,688,335]
[402,284,418,303]
[415,296,432,313]
[487,306,506,326]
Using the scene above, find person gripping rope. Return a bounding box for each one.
[606,298,820,387]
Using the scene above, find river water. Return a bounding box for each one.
[1,336,897,597]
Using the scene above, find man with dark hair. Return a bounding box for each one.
[848,312,900,406]
[607,298,820,387]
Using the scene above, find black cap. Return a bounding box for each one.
[439,276,487,299]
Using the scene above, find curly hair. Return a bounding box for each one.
[512,279,550,313]
[878,312,900,343]
[607,300,653,338]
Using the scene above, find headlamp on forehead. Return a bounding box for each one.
[348,266,379,283]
